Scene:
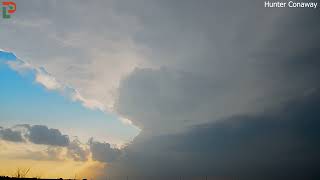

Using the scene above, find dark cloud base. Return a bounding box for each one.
[89,138,121,163]
[0,124,70,146]
[113,90,320,179]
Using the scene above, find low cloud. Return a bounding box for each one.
[67,139,90,161]
[0,125,112,163]
[19,140,90,162]
[109,89,320,179]
[0,127,24,142]
[18,146,66,161]
[0,124,69,146]
[89,138,121,163]
[26,125,70,146]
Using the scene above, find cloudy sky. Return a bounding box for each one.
[1,0,320,179]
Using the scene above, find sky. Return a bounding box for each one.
[1,0,320,179]
[0,53,138,145]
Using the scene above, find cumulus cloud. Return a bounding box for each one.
[26,125,70,146]
[0,125,112,163]
[0,127,24,142]
[89,138,121,163]
[17,137,117,163]
[0,124,70,146]
[19,140,90,162]
[67,139,90,161]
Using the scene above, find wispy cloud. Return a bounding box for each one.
[1,50,107,112]
[35,68,62,90]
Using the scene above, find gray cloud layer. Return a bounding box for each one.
[1,0,320,179]
[111,0,320,178]
[0,125,114,162]
[109,89,320,179]
[0,127,25,142]
[14,139,90,162]
[115,0,320,135]
[89,138,121,163]
[26,125,70,146]
[0,124,70,146]
[67,139,90,161]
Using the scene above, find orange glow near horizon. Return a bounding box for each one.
[0,159,106,179]
[0,141,106,179]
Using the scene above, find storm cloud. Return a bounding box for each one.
[110,89,320,179]
[116,0,320,135]
[1,0,320,179]
[111,0,320,178]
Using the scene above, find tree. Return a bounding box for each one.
[13,168,31,178]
